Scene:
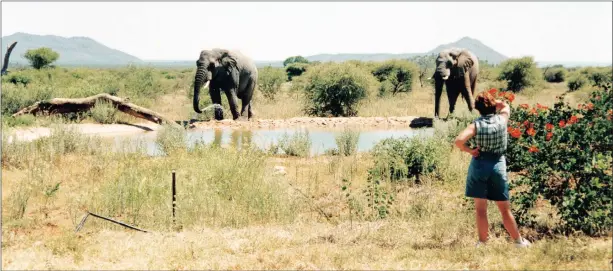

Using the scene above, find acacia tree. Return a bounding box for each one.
[23,47,60,69]
[408,54,436,88]
[283,55,309,67]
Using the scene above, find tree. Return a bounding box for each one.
[257,66,287,100]
[283,55,309,67]
[285,62,309,81]
[23,47,60,69]
[372,59,418,95]
[497,56,541,92]
[408,54,436,88]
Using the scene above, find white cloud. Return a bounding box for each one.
[2,2,611,62]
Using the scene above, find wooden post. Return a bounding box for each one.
[172,170,176,224]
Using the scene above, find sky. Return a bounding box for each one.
[2,2,612,62]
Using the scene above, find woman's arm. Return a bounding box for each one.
[454,123,480,157]
[496,100,511,122]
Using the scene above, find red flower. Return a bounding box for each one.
[536,103,549,110]
[530,108,538,115]
[578,104,583,109]
[546,132,553,141]
[559,120,566,128]
[545,123,554,131]
[505,92,515,102]
[522,120,530,127]
[488,88,498,95]
[520,104,529,109]
[509,127,522,139]
[526,127,536,137]
[568,115,578,125]
[586,103,594,110]
[528,145,539,153]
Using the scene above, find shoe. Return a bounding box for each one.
[476,240,486,248]
[514,237,531,248]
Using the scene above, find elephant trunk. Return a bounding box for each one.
[193,67,209,114]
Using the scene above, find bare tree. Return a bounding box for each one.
[1,41,18,75]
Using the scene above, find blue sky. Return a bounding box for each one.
[2,2,612,62]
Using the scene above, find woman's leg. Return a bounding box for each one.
[474,198,489,242]
[495,201,521,240]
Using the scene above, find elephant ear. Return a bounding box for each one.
[219,50,240,86]
[456,50,474,70]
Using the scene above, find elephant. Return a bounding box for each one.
[432,48,480,119]
[193,48,258,121]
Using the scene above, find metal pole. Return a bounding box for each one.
[172,170,176,224]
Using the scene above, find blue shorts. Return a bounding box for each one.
[465,153,509,201]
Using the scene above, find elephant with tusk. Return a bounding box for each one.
[432,48,480,119]
[193,48,258,121]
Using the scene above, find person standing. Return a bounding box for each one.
[454,91,531,248]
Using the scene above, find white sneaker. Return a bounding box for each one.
[514,237,531,248]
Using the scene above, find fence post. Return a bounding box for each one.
[172,170,176,224]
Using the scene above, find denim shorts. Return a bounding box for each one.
[465,152,509,201]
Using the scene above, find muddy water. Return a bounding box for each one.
[110,127,435,156]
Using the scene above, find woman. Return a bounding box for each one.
[454,91,531,248]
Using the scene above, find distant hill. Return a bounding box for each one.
[425,36,508,64]
[1,32,142,66]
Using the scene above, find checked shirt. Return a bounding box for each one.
[473,114,508,155]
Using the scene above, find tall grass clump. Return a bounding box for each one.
[335,128,360,156]
[299,62,377,117]
[88,144,297,229]
[89,100,119,124]
[369,135,448,183]
[154,124,188,156]
[277,129,312,157]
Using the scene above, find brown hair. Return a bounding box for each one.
[474,91,497,116]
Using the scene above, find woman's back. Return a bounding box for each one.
[473,114,508,155]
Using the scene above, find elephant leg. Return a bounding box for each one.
[434,78,444,119]
[224,89,241,120]
[209,88,223,120]
[248,103,254,119]
[447,81,460,117]
[461,71,475,112]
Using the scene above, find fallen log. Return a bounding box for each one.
[12,93,183,129]
[1,41,18,75]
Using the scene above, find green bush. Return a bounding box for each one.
[285,62,309,81]
[578,67,613,90]
[335,128,360,156]
[89,100,119,124]
[567,73,588,91]
[257,66,287,100]
[283,55,309,67]
[497,56,541,92]
[278,129,311,157]
[5,73,32,86]
[492,86,612,236]
[372,59,417,95]
[23,47,60,69]
[369,135,447,183]
[301,62,376,117]
[543,67,567,83]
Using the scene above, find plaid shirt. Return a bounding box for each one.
[473,114,508,154]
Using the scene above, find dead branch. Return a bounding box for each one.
[1,41,18,75]
[12,93,183,129]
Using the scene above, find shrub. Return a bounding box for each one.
[301,62,376,117]
[372,59,418,95]
[257,66,287,100]
[283,55,309,67]
[408,54,437,88]
[497,56,541,92]
[543,67,567,83]
[23,47,60,69]
[578,67,613,90]
[285,62,309,81]
[491,86,612,236]
[567,73,588,91]
[335,128,360,156]
[89,100,119,124]
[278,129,311,157]
[369,135,447,183]
[5,73,32,86]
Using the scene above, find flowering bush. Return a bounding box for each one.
[491,85,612,236]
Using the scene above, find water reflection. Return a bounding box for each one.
[112,127,434,156]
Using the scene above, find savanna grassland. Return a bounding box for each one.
[1,56,612,270]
